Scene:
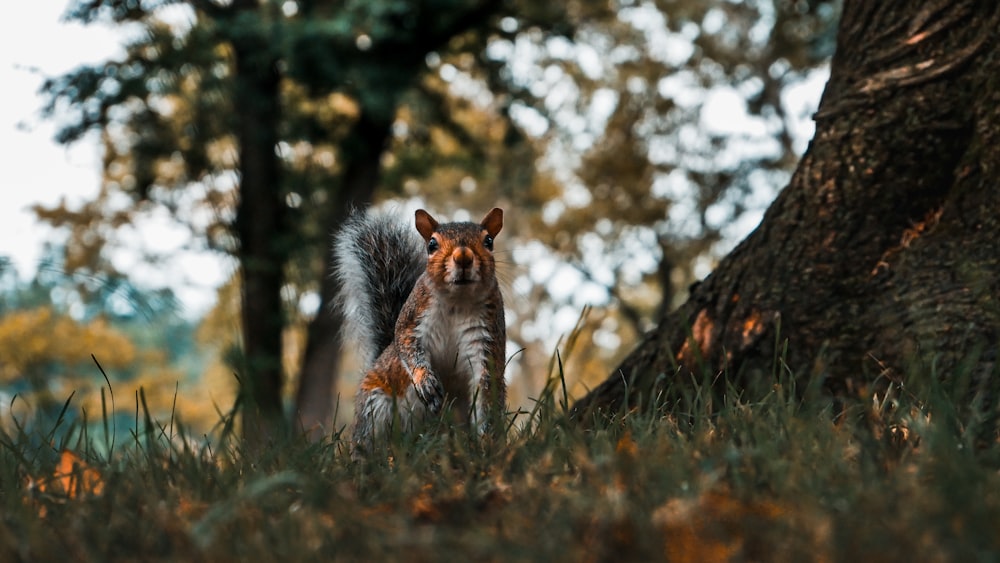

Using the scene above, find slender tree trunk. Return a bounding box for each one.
[230,0,287,444]
[573,1,1000,420]
[288,0,510,438]
[294,111,393,438]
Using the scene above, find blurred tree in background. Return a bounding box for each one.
[487,0,837,400]
[0,252,226,435]
[29,0,838,440]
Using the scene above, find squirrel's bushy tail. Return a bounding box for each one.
[333,209,426,368]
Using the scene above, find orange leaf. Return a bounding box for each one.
[615,431,639,458]
[53,450,105,498]
[28,450,105,499]
[652,490,830,563]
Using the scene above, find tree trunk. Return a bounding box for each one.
[230,0,287,444]
[294,111,392,439]
[290,0,509,437]
[573,1,1000,420]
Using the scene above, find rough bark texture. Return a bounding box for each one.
[573,1,1000,420]
[230,0,288,444]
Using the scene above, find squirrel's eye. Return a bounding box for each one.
[484,235,494,251]
[427,238,439,253]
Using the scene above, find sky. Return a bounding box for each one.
[0,3,114,272]
[0,2,228,317]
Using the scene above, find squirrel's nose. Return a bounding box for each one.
[453,247,474,268]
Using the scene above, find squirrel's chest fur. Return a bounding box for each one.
[410,291,492,404]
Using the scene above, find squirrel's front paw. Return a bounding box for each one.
[412,370,444,414]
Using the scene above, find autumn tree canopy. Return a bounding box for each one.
[0,251,218,431]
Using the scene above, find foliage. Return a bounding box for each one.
[2,360,999,561]
[0,253,228,433]
[493,0,840,396]
[33,0,843,427]
[37,0,580,429]
[0,306,135,387]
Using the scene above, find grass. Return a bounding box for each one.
[2,365,1000,562]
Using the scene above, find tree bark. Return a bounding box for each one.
[572,1,1000,420]
[230,0,288,445]
[294,111,391,439]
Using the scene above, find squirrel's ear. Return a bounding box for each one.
[415,209,438,240]
[480,208,503,238]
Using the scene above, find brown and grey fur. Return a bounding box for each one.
[334,208,506,456]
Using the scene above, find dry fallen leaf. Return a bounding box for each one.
[652,489,831,563]
[26,449,105,517]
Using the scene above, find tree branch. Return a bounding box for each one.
[189,0,230,19]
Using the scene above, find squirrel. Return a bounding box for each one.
[333,207,507,455]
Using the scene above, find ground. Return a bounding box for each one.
[4,366,1000,562]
